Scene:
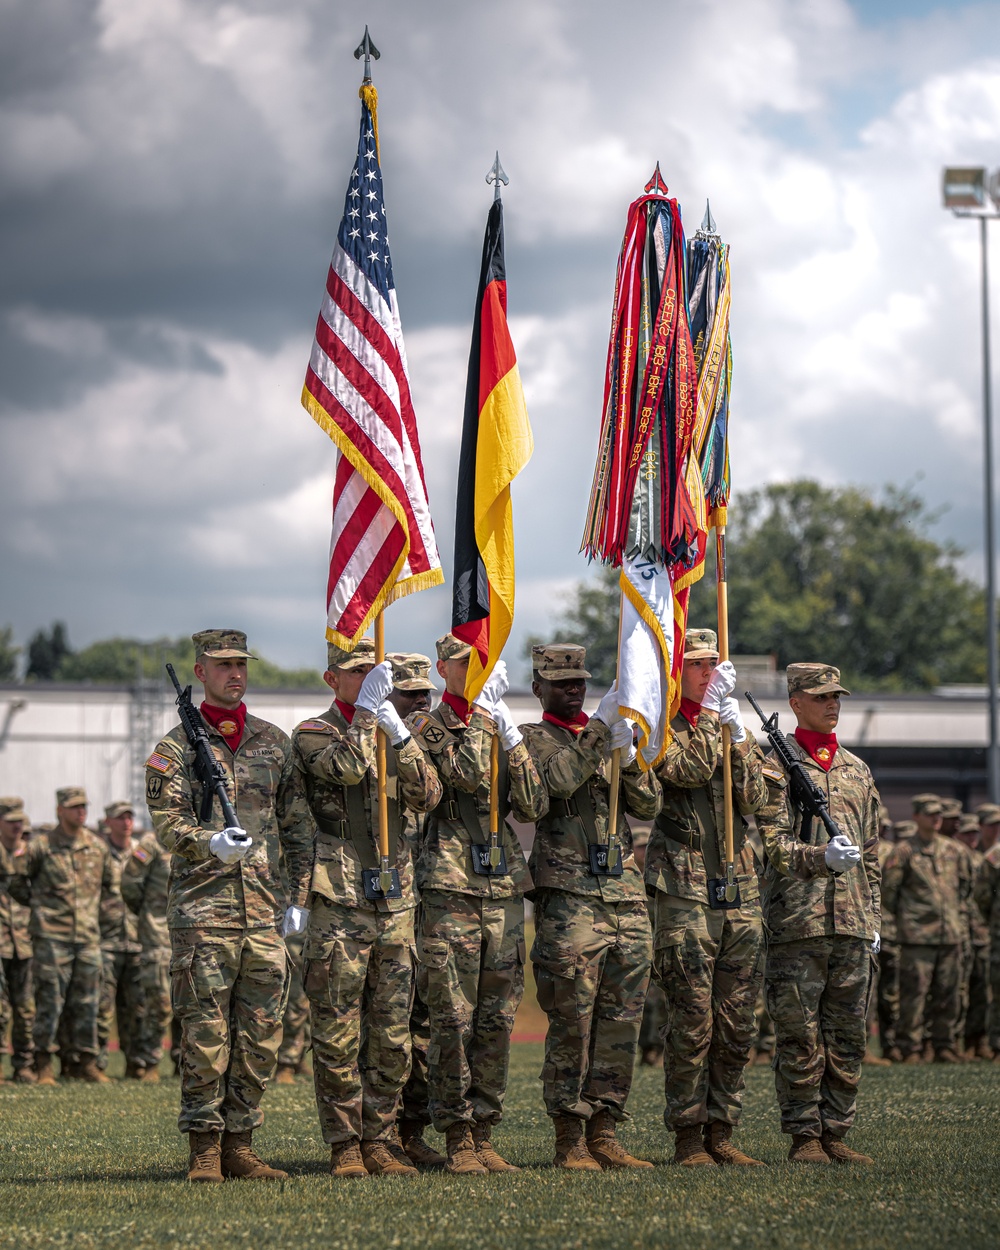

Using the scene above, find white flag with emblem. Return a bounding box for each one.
[617,558,676,769]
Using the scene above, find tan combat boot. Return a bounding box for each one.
[787,1134,831,1164]
[704,1121,765,1166]
[973,1038,994,1061]
[13,1066,37,1084]
[586,1109,653,1169]
[329,1140,367,1178]
[445,1123,488,1175]
[399,1119,446,1168]
[275,1064,296,1085]
[821,1132,874,1164]
[141,1066,160,1083]
[124,1060,145,1080]
[471,1123,519,1172]
[220,1131,288,1180]
[361,1138,418,1177]
[34,1054,57,1087]
[188,1131,224,1183]
[863,1047,891,1067]
[673,1125,716,1167]
[78,1059,111,1084]
[552,1114,602,1171]
[902,1051,922,1065]
[934,1048,962,1064]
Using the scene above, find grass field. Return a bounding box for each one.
[1,1046,997,1250]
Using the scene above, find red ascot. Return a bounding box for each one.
[542,710,590,735]
[795,728,838,772]
[679,698,703,728]
[335,698,356,725]
[442,691,471,724]
[201,702,246,752]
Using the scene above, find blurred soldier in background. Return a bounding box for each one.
[955,812,992,1059]
[0,797,35,1082]
[98,801,146,1078]
[121,828,177,1080]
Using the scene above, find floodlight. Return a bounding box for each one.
[942,167,988,210]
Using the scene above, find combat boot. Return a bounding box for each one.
[329,1140,367,1178]
[787,1134,831,1164]
[124,1060,145,1080]
[863,1047,891,1067]
[673,1124,716,1167]
[902,1051,922,1065]
[444,1123,488,1175]
[399,1119,446,1169]
[552,1115,602,1171]
[586,1109,653,1169]
[34,1054,57,1086]
[220,1131,288,1180]
[275,1064,296,1085]
[821,1131,874,1164]
[13,1066,37,1084]
[973,1038,994,1061]
[704,1122,765,1166]
[472,1123,520,1172]
[934,1048,962,1064]
[60,1058,81,1080]
[187,1131,224,1183]
[78,1059,111,1084]
[885,1046,903,1063]
[141,1066,160,1083]
[361,1138,418,1177]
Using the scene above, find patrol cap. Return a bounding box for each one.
[436,633,472,661]
[684,628,719,660]
[327,637,375,671]
[977,803,1000,825]
[192,629,256,660]
[894,820,917,840]
[0,796,26,822]
[911,793,943,816]
[388,652,436,691]
[878,805,892,827]
[787,663,851,696]
[531,643,592,681]
[940,798,962,819]
[104,800,134,819]
[958,812,980,836]
[56,786,88,808]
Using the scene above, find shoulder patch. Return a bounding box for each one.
[132,846,149,862]
[409,713,432,735]
[145,751,174,775]
[296,719,335,734]
[762,764,787,785]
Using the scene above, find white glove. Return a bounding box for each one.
[473,661,509,717]
[719,696,746,743]
[376,701,409,747]
[592,683,622,727]
[701,661,736,714]
[210,828,252,865]
[355,661,394,714]
[282,905,309,937]
[824,834,861,873]
[492,700,523,751]
[610,717,637,766]
[871,932,881,956]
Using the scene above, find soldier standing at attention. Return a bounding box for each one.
[882,795,970,1064]
[955,812,992,1059]
[974,810,1000,1060]
[0,797,35,1082]
[875,816,902,1062]
[756,664,880,1165]
[407,634,548,1175]
[98,801,146,1078]
[648,629,768,1167]
[521,643,659,1171]
[144,629,315,1183]
[292,639,441,1179]
[121,828,176,1080]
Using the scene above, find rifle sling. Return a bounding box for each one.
[315,774,398,871]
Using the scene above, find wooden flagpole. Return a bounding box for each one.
[604,586,626,870]
[374,613,393,894]
[716,528,737,902]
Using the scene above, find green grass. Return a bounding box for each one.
[0,1049,997,1249]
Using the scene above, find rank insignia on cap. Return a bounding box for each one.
[297,719,334,734]
[146,752,173,775]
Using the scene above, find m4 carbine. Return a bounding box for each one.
[166,663,245,836]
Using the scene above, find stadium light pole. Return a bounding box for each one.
[943,166,1000,802]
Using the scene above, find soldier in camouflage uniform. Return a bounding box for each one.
[883,795,971,1063]
[274,927,310,1083]
[757,664,880,1165]
[98,801,146,1077]
[292,639,441,1179]
[972,813,1000,1058]
[939,797,962,839]
[145,629,315,1183]
[955,812,992,1058]
[875,821,902,1061]
[633,831,667,1067]
[407,634,548,1175]
[0,797,35,1082]
[521,643,658,1171]
[648,629,768,1167]
[9,787,116,1085]
[121,829,177,1080]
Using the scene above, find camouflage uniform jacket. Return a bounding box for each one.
[120,832,171,951]
[966,847,990,947]
[877,840,897,944]
[521,717,660,902]
[974,843,1000,944]
[100,842,142,953]
[756,735,880,943]
[144,712,315,931]
[0,842,32,959]
[646,712,766,909]
[882,834,971,946]
[8,826,115,945]
[292,701,441,914]
[407,702,547,899]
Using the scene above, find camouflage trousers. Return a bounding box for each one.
[639,982,668,1052]
[170,926,287,1135]
[874,941,900,1054]
[134,949,171,1070]
[651,894,763,1131]
[418,889,525,1131]
[0,955,35,1071]
[98,949,145,1069]
[401,980,432,1125]
[532,889,651,1121]
[896,943,962,1056]
[958,943,990,1045]
[990,943,1000,1050]
[304,898,414,1145]
[277,929,310,1070]
[754,988,775,1058]
[33,938,102,1060]
[766,935,870,1139]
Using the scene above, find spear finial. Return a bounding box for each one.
[699,199,718,236]
[354,26,380,84]
[644,163,669,196]
[486,151,509,203]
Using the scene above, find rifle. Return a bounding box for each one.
[744,690,844,845]
[166,664,245,836]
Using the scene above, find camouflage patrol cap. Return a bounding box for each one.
[0,796,26,821]
[104,800,134,819]
[894,820,917,840]
[912,793,943,816]
[327,637,376,671]
[56,786,87,808]
[940,798,962,819]
[786,663,851,696]
[191,628,256,660]
[977,803,1000,825]
[436,633,472,661]
[531,643,592,681]
[387,652,436,691]
[684,628,719,660]
[958,812,980,836]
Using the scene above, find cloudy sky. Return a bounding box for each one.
[3,0,1000,680]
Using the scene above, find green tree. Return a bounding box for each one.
[0,627,19,681]
[26,622,72,681]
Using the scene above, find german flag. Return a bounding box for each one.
[452,199,533,704]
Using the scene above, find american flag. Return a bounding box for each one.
[302,90,443,649]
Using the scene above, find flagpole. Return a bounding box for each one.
[605,587,626,870]
[372,612,393,894]
[716,528,737,902]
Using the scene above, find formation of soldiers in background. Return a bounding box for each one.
[2,627,999,1180]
